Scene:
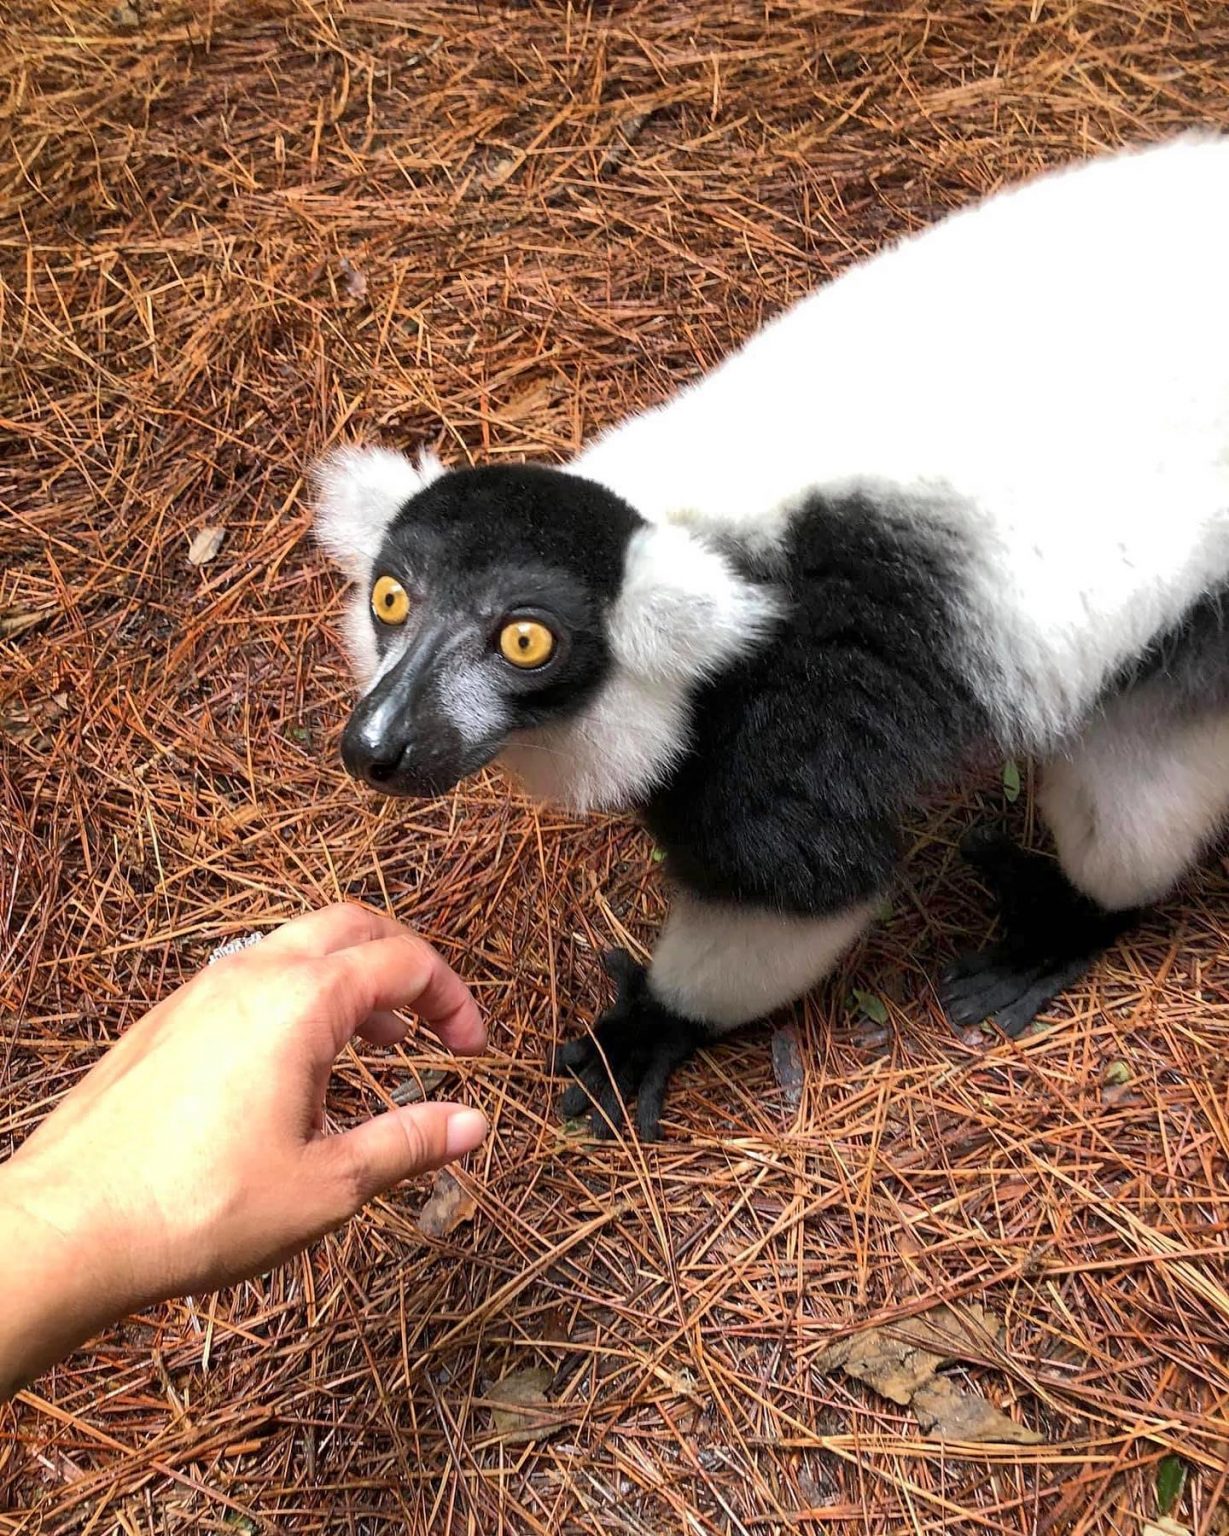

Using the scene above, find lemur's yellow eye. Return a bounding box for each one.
[499,619,555,668]
[371,575,410,626]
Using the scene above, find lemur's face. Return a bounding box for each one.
[338,464,641,798]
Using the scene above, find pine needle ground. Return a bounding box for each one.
[2,4,1228,1531]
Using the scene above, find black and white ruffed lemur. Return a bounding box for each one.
[313,136,1229,1139]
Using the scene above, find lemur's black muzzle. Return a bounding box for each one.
[340,633,503,799]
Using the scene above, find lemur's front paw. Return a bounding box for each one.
[553,949,708,1141]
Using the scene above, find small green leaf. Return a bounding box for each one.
[875,897,893,923]
[650,846,667,864]
[1103,1059,1132,1086]
[852,988,888,1026]
[1002,760,1021,803]
[1156,1453,1187,1516]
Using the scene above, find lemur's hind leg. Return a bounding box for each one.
[942,696,1229,1035]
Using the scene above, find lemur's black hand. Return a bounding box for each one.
[941,828,1141,1036]
[554,950,709,1141]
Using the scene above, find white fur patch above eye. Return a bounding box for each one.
[609,523,783,684]
[312,443,445,582]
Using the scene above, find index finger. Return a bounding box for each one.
[315,933,486,1057]
[257,902,404,959]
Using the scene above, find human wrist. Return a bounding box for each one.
[0,1158,137,1398]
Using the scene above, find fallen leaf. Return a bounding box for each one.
[814,1303,1042,1443]
[1002,759,1022,802]
[1156,1454,1188,1517]
[1144,1520,1193,1536]
[484,153,520,188]
[911,1375,1042,1444]
[821,1302,1000,1404]
[392,1069,447,1106]
[499,379,565,423]
[416,1168,476,1239]
[837,1328,939,1405]
[187,526,226,566]
[771,1023,805,1110]
[0,690,67,750]
[852,989,888,1026]
[887,1302,1004,1360]
[1102,1082,1145,1109]
[0,609,46,639]
[485,1367,565,1444]
[338,256,367,301]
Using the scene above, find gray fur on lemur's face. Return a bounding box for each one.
[334,464,643,798]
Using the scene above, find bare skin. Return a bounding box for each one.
[0,904,488,1399]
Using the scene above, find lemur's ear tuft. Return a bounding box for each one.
[312,444,445,582]
[609,523,783,684]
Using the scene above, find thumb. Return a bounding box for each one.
[320,1102,488,1214]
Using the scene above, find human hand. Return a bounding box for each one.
[0,904,487,1396]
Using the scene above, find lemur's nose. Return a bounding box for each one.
[362,748,402,784]
[340,714,408,787]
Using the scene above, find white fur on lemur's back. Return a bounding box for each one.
[572,135,1229,749]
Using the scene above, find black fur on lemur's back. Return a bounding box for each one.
[644,491,994,916]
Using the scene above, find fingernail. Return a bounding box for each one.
[444,1107,488,1158]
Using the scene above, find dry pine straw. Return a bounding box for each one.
[1,2,1228,1532]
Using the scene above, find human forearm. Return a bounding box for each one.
[0,1162,130,1399]
[0,904,488,1399]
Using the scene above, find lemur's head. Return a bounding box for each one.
[313,446,779,812]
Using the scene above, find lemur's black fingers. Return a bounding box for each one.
[944,942,1011,985]
[559,1077,595,1120]
[952,827,1147,1032]
[555,1034,598,1074]
[636,1019,710,1139]
[557,1052,634,1137]
[554,967,711,1140]
[958,824,1013,868]
[634,1064,671,1142]
[943,946,1102,1033]
[588,1064,639,1140]
[557,1037,618,1111]
[942,955,1048,1027]
[601,947,643,990]
[990,954,1096,1037]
